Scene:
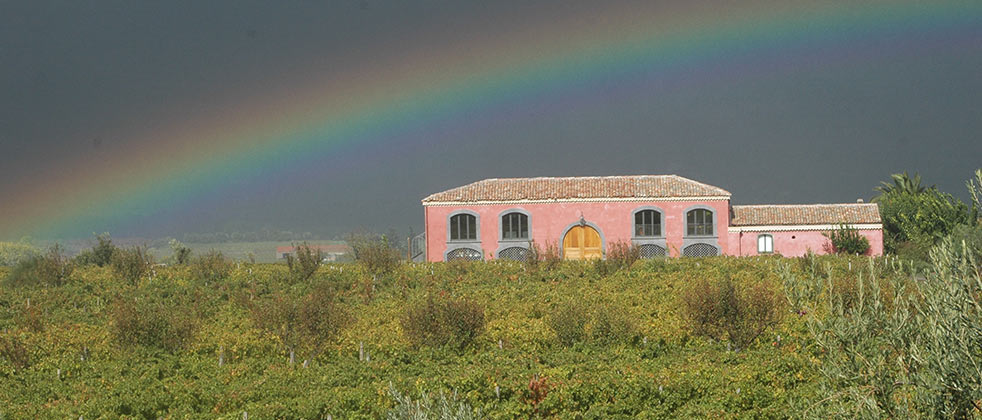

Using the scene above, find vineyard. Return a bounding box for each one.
[0,244,979,418]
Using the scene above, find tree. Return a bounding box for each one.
[873,171,929,199]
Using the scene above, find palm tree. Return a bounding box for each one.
[873,171,929,200]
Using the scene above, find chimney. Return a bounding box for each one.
[857,198,864,203]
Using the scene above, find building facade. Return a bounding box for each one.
[421,175,882,261]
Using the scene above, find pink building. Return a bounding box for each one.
[420,175,882,261]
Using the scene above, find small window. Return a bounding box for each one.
[450,213,477,241]
[501,212,529,240]
[634,210,661,237]
[757,234,774,254]
[686,209,714,236]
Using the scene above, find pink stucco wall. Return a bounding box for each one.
[424,200,731,261]
[726,229,883,257]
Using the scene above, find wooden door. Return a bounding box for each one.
[563,225,602,260]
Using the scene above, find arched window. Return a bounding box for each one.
[447,248,482,261]
[449,213,477,241]
[501,212,529,240]
[686,209,714,236]
[634,209,661,237]
[757,234,774,254]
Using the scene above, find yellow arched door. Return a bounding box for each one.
[563,225,602,260]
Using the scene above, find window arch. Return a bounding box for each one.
[633,209,662,237]
[449,212,478,241]
[501,212,529,240]
[757,234,774,254]
[686,208,714,236]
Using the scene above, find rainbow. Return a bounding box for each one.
[3,0,980,239]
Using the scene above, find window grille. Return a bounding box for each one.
[638,244,666,259]
[447,248,482,261]
[498,247,530,262]
[682,243,718,257]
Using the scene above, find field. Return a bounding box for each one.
[0,252,978,418]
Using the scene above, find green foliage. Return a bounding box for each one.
[386,384,482,420]
[189,250,232,283]
[401,294,485,350]
[348,233,401,276]
[876,181,971,254]
[547,301,590,347]
[0,335,31,370]
[245,281,351,363]
[547,301,638,346]
[4,244,74,288]
[285,242,322,283]
[594,241,640,275]
[110,245,153,285]
[168,238,192,265]
[874,171,928,196]
[916,238,982,417]
[110,294,196,353]
[969,168,982,225]
[823,224,871,255]
[74,232,117,267]
[682,276,784,350]
[0,240,40,266]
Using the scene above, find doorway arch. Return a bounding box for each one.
[562,223,604,260]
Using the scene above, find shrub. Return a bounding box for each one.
[605,241,640,270]
[547,301,590,347]
[189,250,232,283]
[247,282,351,364]
[4,244,74,287]
[348,234,401,276]
[285,242,322,283]
[0,241,40,266]
[74,233,117,267]
[110,246,153,285]
[387,383,482,420]
[682,277,783,350]
[589,303,638,344]
[401,294,485,349]
[823,224,871,255]
[169,239,192,265]
[0,335,31,369]
[110,295,195,353]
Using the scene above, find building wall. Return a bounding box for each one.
[424,199,731,261]
[726,228,883,257]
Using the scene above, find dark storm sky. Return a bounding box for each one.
[1,1,981,239]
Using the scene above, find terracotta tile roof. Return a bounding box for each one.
[422,175,731,203]
[730,203,881,226]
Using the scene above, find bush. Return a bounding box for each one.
[189,250,232,283]
[0,335,31,370]
[590,303,638,344]
[0,241,40,266]
[401,294,485,349]
[348,234,401,276]
[605,241,640,270]
[169,239,192,265]
[110,246,153,285]
[74,233,117,267]
[110,295,195,353]
[823,224,871,255]
[247,282,351,364]
[285,242,322,283]
[547,301,590,347]
[387,384,482,420]
[682,277,783,350]
[4,244,74,288]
